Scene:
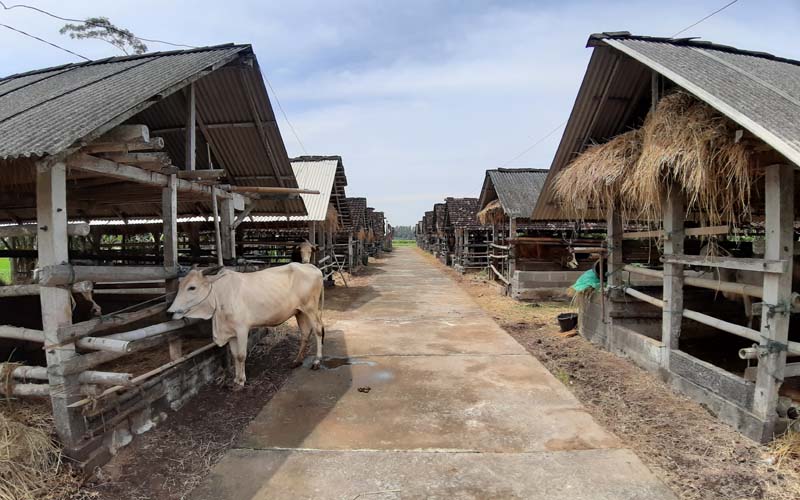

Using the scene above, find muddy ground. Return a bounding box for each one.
[418,249,800,500]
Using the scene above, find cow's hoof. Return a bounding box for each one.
[310,361,320,371]
[290,360,303,369]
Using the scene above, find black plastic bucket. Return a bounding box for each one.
[557,312,578,332]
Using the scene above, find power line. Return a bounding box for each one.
[0,1,197,49]
[1,22,89,60]
[672,0,740,38]
[500,119,567,167]
[263,73,308,155]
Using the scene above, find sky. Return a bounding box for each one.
[1,0,798,225]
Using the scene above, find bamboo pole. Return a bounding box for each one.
[623,265,764,299]
[0,325,45,342]
[3,364,132,386]
[623,286,800,355]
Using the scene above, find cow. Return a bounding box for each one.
[167,263,325,387]
[291,239,317,264]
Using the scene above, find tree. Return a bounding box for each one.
[60,17,147,55]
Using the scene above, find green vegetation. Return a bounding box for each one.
[0,258,10,284]
[393,239,417,248]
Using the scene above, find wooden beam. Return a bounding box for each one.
[0,223,90,238]
[622,225,731,239]
[37,264,177,286]
[220,196,235,261]
[0,281,92,298]
[754,164,794,425]
[623,264,764,299]
[97,152,171,168]
[4,364,132,386]
[163,172,181,361]
[95,124,150,144]
[221,185,319,195]
[661,254,787,274]
[185,83,196,171]
[83,137,165,154]
[176,169,226,180]
[67,154,248,208]
[56,302,170,345]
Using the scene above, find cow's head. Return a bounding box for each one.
[298,239,318,264]
[167,267,220,320]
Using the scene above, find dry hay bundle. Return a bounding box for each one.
[477,199,504,225]
[630,91,755,224]
[0,412,63,500]
[554,129,642,219]
[555,92,757,224]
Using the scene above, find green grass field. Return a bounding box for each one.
[0,258,10,284]
[393,239,417,247]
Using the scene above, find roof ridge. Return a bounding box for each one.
[588,32,800,67]
[0,43,249,83]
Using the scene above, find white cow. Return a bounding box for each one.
[167,263,325,387]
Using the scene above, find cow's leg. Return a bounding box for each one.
[228,331,249,388]
[292,313,312,369]
[311,323,324,371]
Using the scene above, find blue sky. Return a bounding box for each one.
[1,1,798,225]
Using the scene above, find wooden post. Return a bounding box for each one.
[606,208,623,290]
[348,232,354,271]
[507,218,517,287]
[211,188,223,267]
[185,83,196,171]
[162,173,181,361]
[308,221,316,263]
[36,160,85,447]
[220,197,236,262]
[661,188,685,369]
[754,164,794,430]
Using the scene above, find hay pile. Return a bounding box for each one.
[0,411,65,500]
[477,199,504,225]
[555,91,757,224]
[554,129,642,220]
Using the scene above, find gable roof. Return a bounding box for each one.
[479,169,548,219]
[347,197,368,230]
[533,32,800,220]
[445,197,481,228]
[0,44,304,219]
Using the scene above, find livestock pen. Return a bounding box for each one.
[0,44,311,469]
[477,168,602,299]
[534,32,800,442]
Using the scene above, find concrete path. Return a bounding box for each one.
[192,248,675,500]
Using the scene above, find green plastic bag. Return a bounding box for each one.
[570,268,600,293]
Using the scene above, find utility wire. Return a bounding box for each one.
[500,119,567,167]
[0,22,89,60]
[0,1,197,48]
[1,1,309,153]
[264,73,308,155]
[498,1,741,167]
[672,0,740,38]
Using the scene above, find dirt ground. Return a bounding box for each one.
[418,249,800,500]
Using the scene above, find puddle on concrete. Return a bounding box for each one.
[320,357,377,370]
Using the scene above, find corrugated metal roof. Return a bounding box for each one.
[423,210,434,232]
[258,158,337,222]
[370,210,385,235]
[479,169,548,219]
[433,203,447,231]
[533,32,800,220]
[0,44,305,220]
[445,197,481,228]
